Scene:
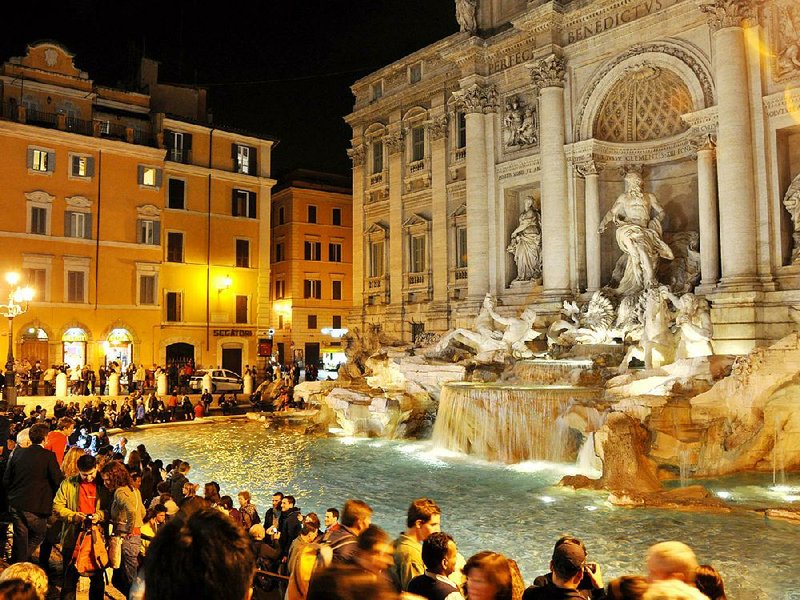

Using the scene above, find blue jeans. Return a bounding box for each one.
[112,534,141,596]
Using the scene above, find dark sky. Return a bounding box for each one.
[2,1,458,177]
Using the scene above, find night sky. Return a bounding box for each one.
[2,1,459,177]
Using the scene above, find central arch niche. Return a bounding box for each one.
[593,65,693,143]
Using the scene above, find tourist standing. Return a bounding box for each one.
[522,537,603,599]
[52,453,109,600]
[43,417,75,466]
[463,552,514,600]
[238,491,260,531]
[408,532,465,600]
[390,497,442,591]
[3,423,63,563]
[101,460,146,596]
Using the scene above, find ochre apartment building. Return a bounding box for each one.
[270,171,352,369]
[0,42,276,376]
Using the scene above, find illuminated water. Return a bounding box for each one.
[130,420,800,599]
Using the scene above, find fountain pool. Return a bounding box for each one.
[129,420,799,599]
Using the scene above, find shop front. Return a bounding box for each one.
[104,328,133,369]
[62,327,87,370]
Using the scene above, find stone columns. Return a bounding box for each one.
[577,161,602,292]
[694,135,721,286]
[531,55,571,295]
[386,128,405,306]
[347,144,367,314]
[460,83,498,299]
[699,0,758,285]
[429,114,449,304]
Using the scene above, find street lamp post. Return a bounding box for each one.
[1,272,34,408]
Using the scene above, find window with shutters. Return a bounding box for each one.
[166,131,192,164]
[332,208,342,226]
[67,271,85,303]
[70,155,94,179]
[371,141,383,175]
[370,241,385,278]
[303,279,321,299]
[167,179,186,209]
[166,232,184,263]
[274,243,284,263]
[332,280,342,300]
[30,207,48,235]
[328,243,342,263]
[23,268,46,298]
[232,189,257,218]
[304,241,321,261]
[138,166,162,188]
[278,206,285,225]
[411,126,425,162]
[65,211,91,239]
[138,220,160,246]
[410,234,426,273]
[31,149,49,172]
[166,291,183,322]
[456,111,467,149]
[409,62,423,84]
[332,315,342,329]
[307,314,317,330]
[235,295,249,324]
[307,205,317,223]
[234,144,257,175]
[236,239,250,268]
[139,275,157,305]
[275,280,285,299]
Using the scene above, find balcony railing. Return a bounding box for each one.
[406,271,428,288]
[369,171,384,187]
[368,276,385,290]
[454,267,468,281]
[454,147,466,162]
[0,102,153,146]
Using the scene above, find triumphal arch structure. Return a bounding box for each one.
[347,0,800,354]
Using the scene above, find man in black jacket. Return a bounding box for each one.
[278,495,302,559]
[522,536,604,600]
[2,423,63,563]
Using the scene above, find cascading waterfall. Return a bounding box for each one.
[774,414,786,486]
[432,382,598,463]
[679,448,690,487]
[511,359,595,385]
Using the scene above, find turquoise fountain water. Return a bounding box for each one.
[130,419,799,599]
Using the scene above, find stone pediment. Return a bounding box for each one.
[402,214,431,228]
[65,196,91,209]
[14,42,87,79]
[136,204,161,218]
[450,203,467,219]
[365,222,388,235]
[24,190,55,204]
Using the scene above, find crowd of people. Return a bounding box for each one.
[8,360,198,398]
[0,409,729,600]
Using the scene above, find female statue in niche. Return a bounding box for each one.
[507,196,542,282]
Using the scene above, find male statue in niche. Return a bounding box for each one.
[598,169,673,297]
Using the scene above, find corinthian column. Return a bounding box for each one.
[693,134,721,286]
[347,144,367,315]
[429,114,449,304]
[531,55,571,295]
[386,128,405,305]
[576,161,602,292]
[460,83,498,299]
[698,0,758,285]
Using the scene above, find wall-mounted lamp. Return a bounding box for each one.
[218,275,232,293]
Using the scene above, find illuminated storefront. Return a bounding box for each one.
[62,328,87,370]
[104,328,133,368]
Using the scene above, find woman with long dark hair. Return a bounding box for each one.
[463,551,513,600]
[101,460,145,596]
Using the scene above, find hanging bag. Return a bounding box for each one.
[72,524,109,576]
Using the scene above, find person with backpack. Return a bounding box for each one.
[52,453,111,600]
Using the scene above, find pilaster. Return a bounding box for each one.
[575,160,602,292]
[347,143,367,326]
[430,112,449,304]
[387,127,404,306]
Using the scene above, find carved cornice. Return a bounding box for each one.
[681,106,719,135]
[697,0,757,31]
[24,190,55,204]
[347,144,366,167]
[763,88,800,118]
[689,132,717,153]
[65,195,92,209]
[428,114,449,141]
[385,131,404,154]
[530,55,567,90]
[458,84,499,114]
[567,134,696,166]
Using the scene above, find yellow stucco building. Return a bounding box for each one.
[270,171,352,368]
[0,42,276,376]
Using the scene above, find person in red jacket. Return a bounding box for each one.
[43,417,75,466]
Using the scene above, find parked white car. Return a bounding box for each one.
[189,369,243,393]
